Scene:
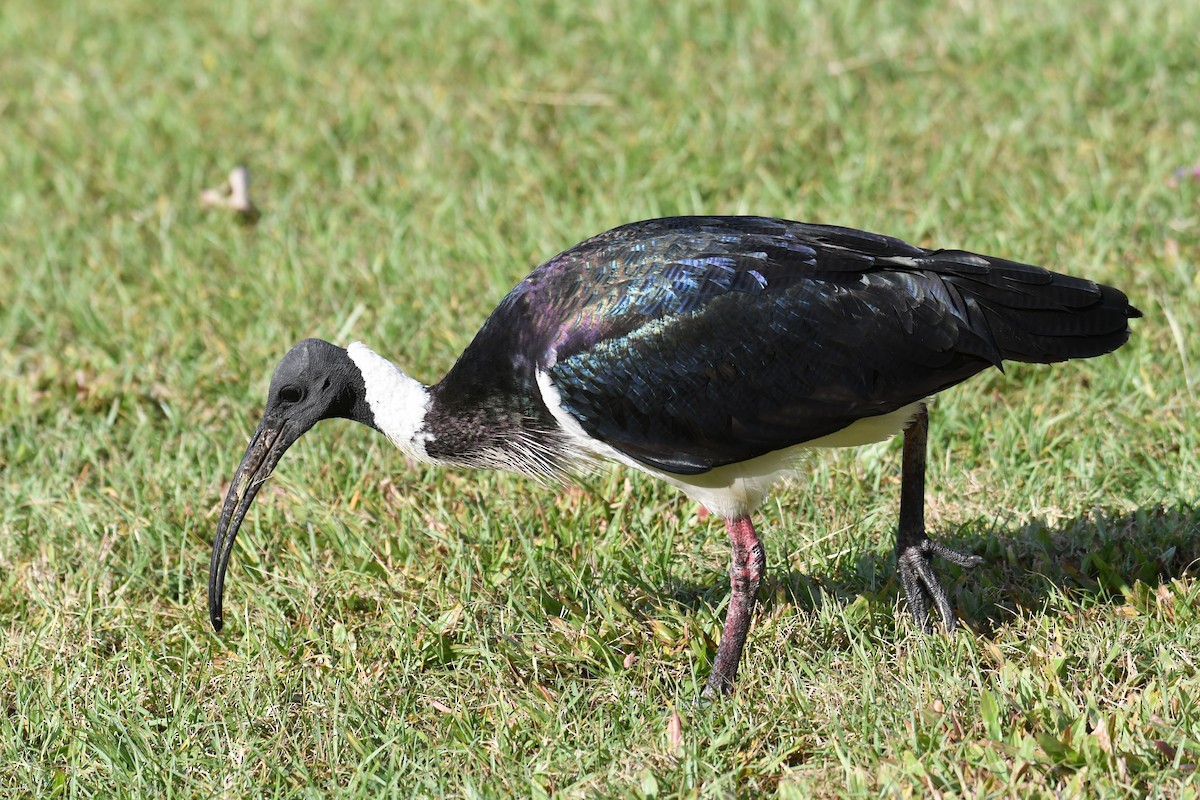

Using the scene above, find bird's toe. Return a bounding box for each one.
[897,536,981,635]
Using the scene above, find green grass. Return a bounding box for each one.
[2,0,1199,796]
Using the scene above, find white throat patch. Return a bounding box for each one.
[346,342,433,460]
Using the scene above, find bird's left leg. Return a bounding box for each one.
[896,405,983,633]
[703,516,767,697]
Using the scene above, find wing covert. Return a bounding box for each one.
[548,268,995,474]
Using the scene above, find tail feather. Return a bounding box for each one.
[921,250,1142,365]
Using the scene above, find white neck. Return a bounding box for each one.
[346,342,433,461]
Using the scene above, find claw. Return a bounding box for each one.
[927,539,985,569]
[898,538,981,634]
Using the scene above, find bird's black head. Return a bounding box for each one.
[264,338,375,430]
[208,338,375,632]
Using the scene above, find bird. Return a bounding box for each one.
[207,215,1141,697]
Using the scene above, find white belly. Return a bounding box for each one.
[642,402,923,518]
[537,371,923,519]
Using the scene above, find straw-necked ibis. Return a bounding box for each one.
[208,216,1141,696]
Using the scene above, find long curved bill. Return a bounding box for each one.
[208,417,300,632]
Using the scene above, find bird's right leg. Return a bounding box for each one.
[896,405,983,633]
[703,516,766,697]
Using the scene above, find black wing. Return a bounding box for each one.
[540,217,1137,474]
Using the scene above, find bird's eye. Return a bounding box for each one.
[279,386,303,404]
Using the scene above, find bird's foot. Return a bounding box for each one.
[897,537,982,635]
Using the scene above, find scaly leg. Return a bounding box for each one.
[703,516,766,697]
[897,405,982,633]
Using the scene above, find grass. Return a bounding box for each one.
[2,0,1199,796]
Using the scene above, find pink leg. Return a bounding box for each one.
[704,516,766,696]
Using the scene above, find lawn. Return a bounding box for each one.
[2,0,1199,796]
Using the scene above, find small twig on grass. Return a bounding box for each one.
[200,165,260,224]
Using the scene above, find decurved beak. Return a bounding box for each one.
[208,416,301,632]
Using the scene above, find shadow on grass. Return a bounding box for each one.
[427,503,1199,681]
[660,503,1200,636]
